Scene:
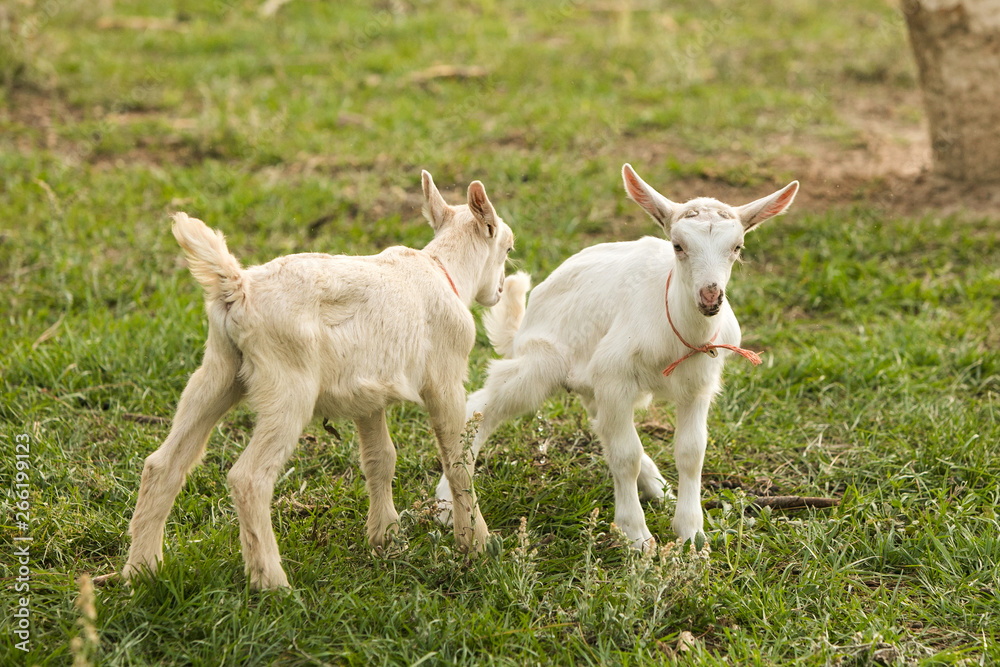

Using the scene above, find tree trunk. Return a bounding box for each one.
[903,0,1000,182]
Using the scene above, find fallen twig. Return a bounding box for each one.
[704,495,840,512]
[122,412,170,425]
[274,498,331,517]
[638,419,674,439]
[406,65,489,84]
[91,572,119,587]
[307,214,337,237]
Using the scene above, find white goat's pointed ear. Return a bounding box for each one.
[421,170,453,231]
[622,163,678,232]
[737,181,799,232]
[467,180,497,239]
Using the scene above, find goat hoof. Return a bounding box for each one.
[248,571,290,591]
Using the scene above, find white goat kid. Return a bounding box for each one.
[436,164,798,548]
[124,171,513,589]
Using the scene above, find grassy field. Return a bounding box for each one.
[2,0,999,664]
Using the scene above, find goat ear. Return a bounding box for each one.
[622,163,677,231]
[467,180,497,239]
[737,181,799,232]
[421,170,453,231]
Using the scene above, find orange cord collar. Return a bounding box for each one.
[431,256,460,298]
[662,270,762,377]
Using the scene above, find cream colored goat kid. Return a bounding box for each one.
[124,171,513,589]
[437,164,798,549]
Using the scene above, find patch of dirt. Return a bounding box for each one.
[7,81,1000,219]
[3,87,207,168]
[776,87,1000,218]
[2,86,74,151]
[623,85,1000,219]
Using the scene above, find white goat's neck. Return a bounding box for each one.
[666,267,719,344]
[423,230,485,307]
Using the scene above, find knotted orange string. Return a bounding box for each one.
[431,255,460,298]
[662,271,762,377]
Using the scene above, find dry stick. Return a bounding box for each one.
[703,496,840,511]
[121,412,170,425]
[306,214,338,237]
[91,572,118,587]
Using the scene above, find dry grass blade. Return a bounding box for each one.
[31,314,64,350]
[259,0,293,18]
[96,16,184,31]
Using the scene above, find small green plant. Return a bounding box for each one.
[551,509,712,648]
[509,516,540,609]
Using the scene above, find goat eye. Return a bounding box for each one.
[673,243,684,253]
[734,244,742,252]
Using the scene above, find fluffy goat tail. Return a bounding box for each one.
[483,271,531,358]
[171,213,246,307]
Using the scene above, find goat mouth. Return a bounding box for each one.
[698,297,723,316]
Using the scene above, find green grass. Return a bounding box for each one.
[2,0,999,664]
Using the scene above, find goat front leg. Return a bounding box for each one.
[355,410,400,549]
[434,387,495,524]
[426,386,489,554]
[672,396,712,543]
[592,388,654,550]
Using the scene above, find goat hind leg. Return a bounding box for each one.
[638,452,671,502]
[228,397,313,590]
[124,348,242,583]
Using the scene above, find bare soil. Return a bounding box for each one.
[6,83,999,219]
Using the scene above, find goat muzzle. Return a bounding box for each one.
[697,286,723,316]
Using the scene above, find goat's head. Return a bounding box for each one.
[622,163,798,317]
[421,170,514,307]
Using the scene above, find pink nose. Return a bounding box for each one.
[699,285,721,307]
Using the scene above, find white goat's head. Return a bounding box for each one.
[622,164,798,317]
[421,170,514,307]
